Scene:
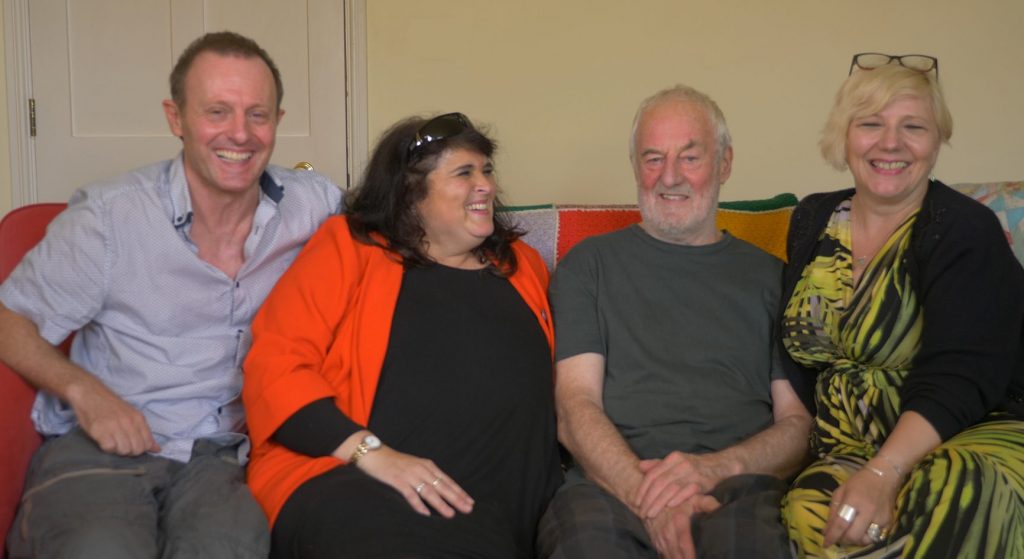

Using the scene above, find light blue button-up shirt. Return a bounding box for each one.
[0,156,342,463]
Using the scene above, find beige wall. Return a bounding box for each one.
[367,0,1024,205]
[2,2,1021,212]
[0,4,10,216]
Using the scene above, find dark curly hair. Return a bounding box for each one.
[345,115,522,275]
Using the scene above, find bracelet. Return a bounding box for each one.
[864,465,886,478]
[876,453,905,478]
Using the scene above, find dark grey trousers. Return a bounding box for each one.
[6,429,269,559]
[537,471,790,559]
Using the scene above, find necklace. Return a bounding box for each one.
[849,197,883,270]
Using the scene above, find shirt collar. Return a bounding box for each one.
[260,170,285,204]
[166,155,285,231]
[167,156,193,230]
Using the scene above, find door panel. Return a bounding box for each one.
[29,0,346,203]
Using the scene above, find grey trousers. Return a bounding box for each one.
[537,471,790,559]
[6,429,269,559]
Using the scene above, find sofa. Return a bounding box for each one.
[1,181,1021,555]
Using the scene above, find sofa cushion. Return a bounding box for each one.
[503,193,798,270]
[951,181,1024,264]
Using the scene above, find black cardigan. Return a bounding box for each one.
[779,180,1024,441]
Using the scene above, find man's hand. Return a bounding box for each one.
[633,451,734,518]
[0,303,158,456]
[643,493,721,559]
[67,379,159,456]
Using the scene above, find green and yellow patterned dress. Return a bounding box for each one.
[780,198,1024,558]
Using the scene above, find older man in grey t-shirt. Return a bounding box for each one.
[538,85,812,559]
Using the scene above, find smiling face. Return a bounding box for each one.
[162,51,283,200]
[846,94,940,208]
[633,100,732,245]
[416,147,497,265]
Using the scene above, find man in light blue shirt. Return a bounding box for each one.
[0,31,341,558]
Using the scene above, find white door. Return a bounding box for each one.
[26,0,348,203]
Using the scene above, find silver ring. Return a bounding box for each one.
[866,523,884,543]
[431,477,441,487]
[415,482,426,495]
[837,503,858,523]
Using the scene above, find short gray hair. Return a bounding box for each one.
[629,85,732,166]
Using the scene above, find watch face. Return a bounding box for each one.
[364,435,381,450]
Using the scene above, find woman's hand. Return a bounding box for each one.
[822,461,902,548]
[355,446,475,518]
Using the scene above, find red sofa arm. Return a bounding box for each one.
[0,202,66,556]
[0,362,41,554]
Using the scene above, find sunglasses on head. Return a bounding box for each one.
[408,112,472,157]
[849,52,939,78]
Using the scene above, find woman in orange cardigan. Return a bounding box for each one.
[243,113,562,558]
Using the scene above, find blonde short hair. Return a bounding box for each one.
[820,64,953,170]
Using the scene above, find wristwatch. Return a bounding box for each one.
[349,434,382,464]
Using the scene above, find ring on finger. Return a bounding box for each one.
[415,482,426,495]
[866,522,884,543]
[431,477,441,487]
[837,504,858,523]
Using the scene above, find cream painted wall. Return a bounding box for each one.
[367,0,1024,205]
[0,5,11,216]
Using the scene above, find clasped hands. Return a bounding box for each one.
[632,451,724,559]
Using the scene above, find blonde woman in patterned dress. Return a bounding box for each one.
[779,54,1024,558]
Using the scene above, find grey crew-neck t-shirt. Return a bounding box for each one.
[551,225,784,459]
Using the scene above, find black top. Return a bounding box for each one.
[274,264,561,558]
[370,264,561,556]
[272,397,360,457]
[780,180,1024,440]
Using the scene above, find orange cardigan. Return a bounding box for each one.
[242,216,554,525]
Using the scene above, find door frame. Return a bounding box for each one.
[3,0,368,206]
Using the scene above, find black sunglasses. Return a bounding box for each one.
[408,112,471,156]
[849,52,939,78]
